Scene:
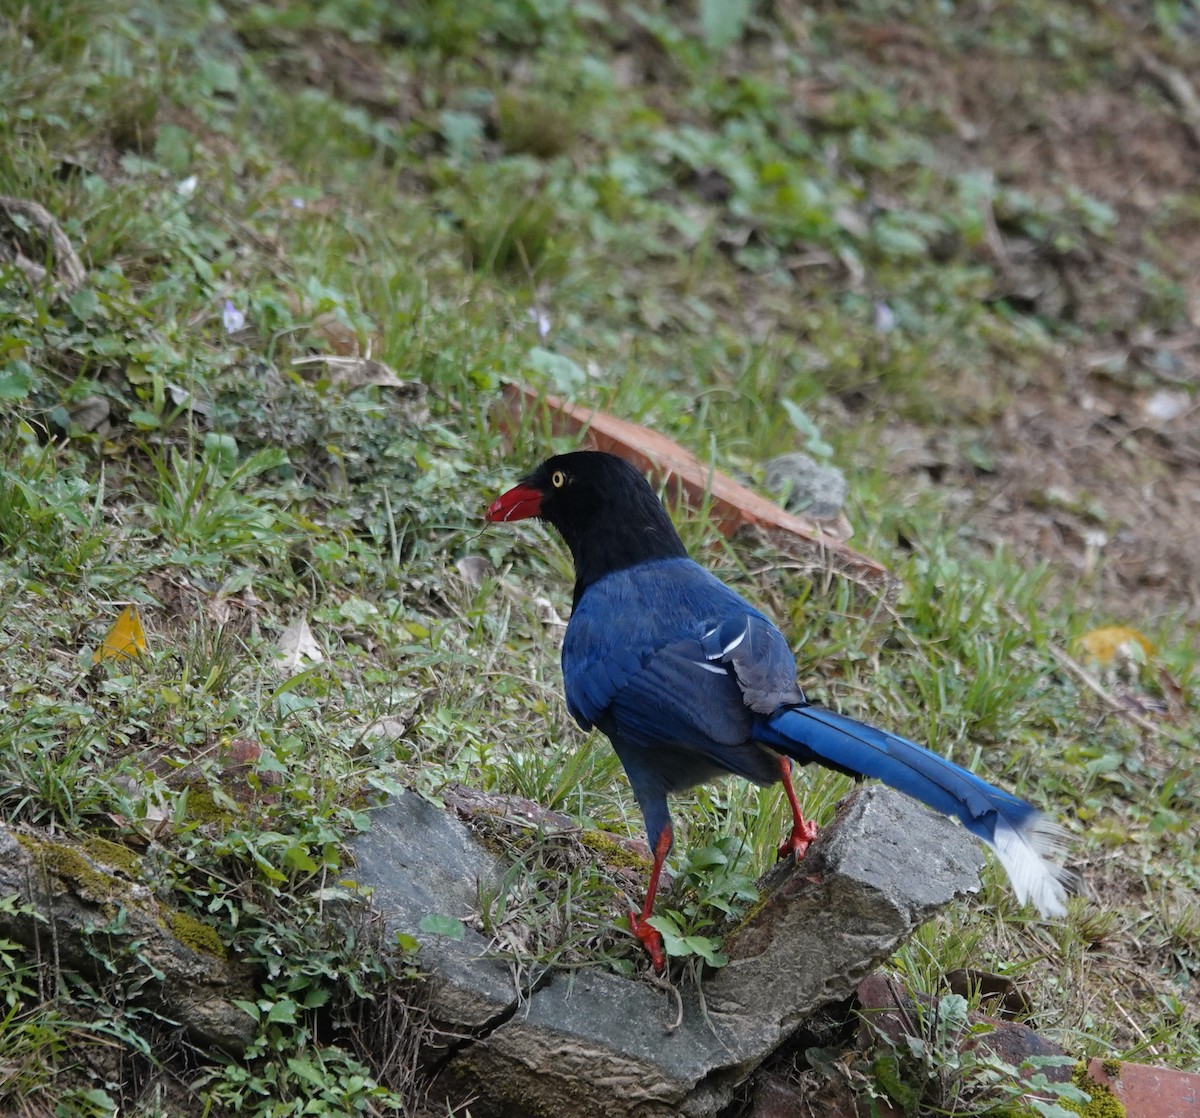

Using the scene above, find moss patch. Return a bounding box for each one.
[579,830,651,873]
[182,785,236,829]
[164,910,227,960]
[82,835,142,878]
[16,833,134,907]
[1062,1061,1126,1118]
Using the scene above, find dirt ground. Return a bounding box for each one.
[862,25,1200,627]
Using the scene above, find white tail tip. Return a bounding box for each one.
[989,815,1077,918]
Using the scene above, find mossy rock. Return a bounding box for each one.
[82,835,142,878]
[15,832,136,908]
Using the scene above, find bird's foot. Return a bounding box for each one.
[628,910,666,972]
[777,818,819,861]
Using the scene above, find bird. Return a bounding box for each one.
[486,450,1074,970]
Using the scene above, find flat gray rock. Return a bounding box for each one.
[437,968,777,1118]
[354,786,984,1117]
[350,791,523,1030]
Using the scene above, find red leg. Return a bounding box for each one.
[628,825,672,972]
[777,757,818,860]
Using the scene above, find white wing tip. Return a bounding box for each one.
[989,815,1078,919]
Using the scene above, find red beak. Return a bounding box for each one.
[485,482,543,523]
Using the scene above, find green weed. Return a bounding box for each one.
[0,0,1197,1111]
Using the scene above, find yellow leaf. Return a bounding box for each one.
[1074,625,1154,667]
[95,605,147,663]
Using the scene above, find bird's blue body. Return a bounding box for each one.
[488,451,1072,966]
[564,558,788,846]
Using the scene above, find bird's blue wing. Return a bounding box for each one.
[562,558,800,784]
[606,635,751,749]
[698,613,804,713]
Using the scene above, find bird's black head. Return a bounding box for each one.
[486,451,687,603]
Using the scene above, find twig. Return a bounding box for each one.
[1112,996,1154,1055]
[999,603,1168,738]
[1046,641,1168,740]
[1136,47,1200,150]
[649,970,684,1033]
[0,195,87,294]
[982,192,1010,268]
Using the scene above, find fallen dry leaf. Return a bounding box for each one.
[275,617,324,669]
[0,194,87,294]
[362,715,414,743]
[220,738,281,803]
[455,555,493,591]
[167,382,213,418]
[310,311,360,354]
[296,355,413,390]
[534,596,567,629]
[206,595,234,625]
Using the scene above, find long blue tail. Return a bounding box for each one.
[756,705,1073,917]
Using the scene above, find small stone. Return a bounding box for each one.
[68,395,110,435]
[763,453,848,519]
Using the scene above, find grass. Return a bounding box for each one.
[2,0,1199,1113]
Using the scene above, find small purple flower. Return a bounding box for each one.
[222,300,245,334]
[873,301,896,333]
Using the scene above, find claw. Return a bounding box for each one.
[777,817,819,861]
[627,825,673,972]
[776,756,818,860]
[628,910,666,972]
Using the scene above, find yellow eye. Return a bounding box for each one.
[551,470,566,488]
